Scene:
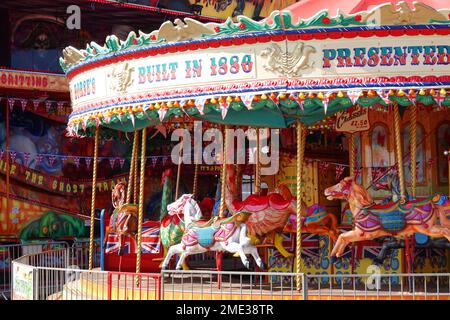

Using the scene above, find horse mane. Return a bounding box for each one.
[350,180,373,206]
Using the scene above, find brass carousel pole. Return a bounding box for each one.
[393,101,412,277]
[393,102,407,202]
[127,131,138,203]
[88,127,99,270]
[296,120,306,290]
[136,128,147,278]
[255,128,261,194]
[410,103,418,199]
[175,144,182,200]
[218,126,229,219]
[192,164,199,199]
[349,134,356,178]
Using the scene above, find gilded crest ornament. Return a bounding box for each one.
[108,62,134,94]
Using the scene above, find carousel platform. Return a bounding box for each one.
[46,269,450,300]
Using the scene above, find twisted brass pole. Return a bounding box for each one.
[127,131,138,203]
[136,128,147,278]
[296,121,306,290]
[192,164,199,199]
[218,126,229,218]
[255,128,261,194]
[88,127,99,270]
[349,134,356,178]
[175,145,182,200]
[410,103,418,198]
[393,103,406,202]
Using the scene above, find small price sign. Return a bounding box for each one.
[335,106,370,133]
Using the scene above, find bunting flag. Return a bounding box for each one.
[45,101,52,113]
[162,156,169,166]
[8,98,15,111]
[347,90,361,104]
[20,99,27,112]
[335,164,345,180]
[23,152,31,166]
[9,151,17,163]
[434,92,445,107]
[195,97,207,115]
[35,154,44,165]
[47,155,57,167]
[242,94,255,110]
[33,100,40,111]
[318,161,330,172]
[119,158,125,169]
[220,100,229,119]
[158,108,167,122]
[354,167,362,179]
[109,158,116,169]
[57,101,65,113]
[73,157,81,168]
[85,158,92,168]
[151,156,158,167]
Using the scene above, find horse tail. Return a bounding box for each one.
[327,213,339,243]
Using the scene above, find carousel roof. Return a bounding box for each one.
[60,1,450,137]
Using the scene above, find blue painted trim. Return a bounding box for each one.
[100,209,105,271]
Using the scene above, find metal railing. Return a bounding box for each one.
[12,246,160,300]
[10,247,450,300]
[160,269,307,300]
[0,241,69,299]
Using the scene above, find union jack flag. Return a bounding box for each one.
[105,222,161,255]
[352,241,382,260]
[335,164,345,180]
[105,235,131,255]
[301,233,320,259]
[141,225,161,254]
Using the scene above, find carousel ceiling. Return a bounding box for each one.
[59,1,450,137]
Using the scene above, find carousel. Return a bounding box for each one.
[60,0,450,298]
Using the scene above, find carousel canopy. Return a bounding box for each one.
[61,1,450,137]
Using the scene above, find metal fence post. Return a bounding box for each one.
[160,270,165,300]
[302,274,308,300]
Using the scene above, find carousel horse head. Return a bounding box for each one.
[112,182,127,208]
[167,194,202,226]
[324,177,374,210]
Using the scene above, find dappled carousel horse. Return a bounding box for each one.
[161,194,265,270]
[324,177,450,263]
[104,182,139,256]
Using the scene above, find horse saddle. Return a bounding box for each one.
[181,223,237,248]
[232,192,293,213]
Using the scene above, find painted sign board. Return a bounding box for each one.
[0,69,68,92]
[335,105,370,133]
[68,35,449,117]
[12,263,34,300]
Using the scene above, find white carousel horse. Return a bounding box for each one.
[161,194,265,270]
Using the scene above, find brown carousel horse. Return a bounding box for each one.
[324,177,450,263]
[104,182,139,256]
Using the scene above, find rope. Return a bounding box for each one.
[296,120,305,290]
[136,128,147,282]
[218,126,229,218]
[88,127,99,270]
[393,103,406,203]
[126,131,138,203]
[410,103,418,198]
